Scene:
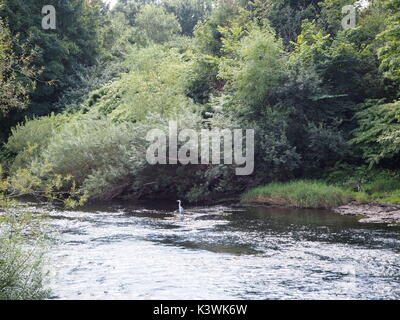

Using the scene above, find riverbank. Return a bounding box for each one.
[241,180,400,225]
[241,181,352,209]
[334,202,400,225]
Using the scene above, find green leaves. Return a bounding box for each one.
[84,45,193,122]
[2,0,400,204]
[218,24,286,111]
[0,0,105,142]
[377,0,400,82]
[135,5,182,44]
[163,0,213,35]
[352,100,400,167]
[0,19,39,114]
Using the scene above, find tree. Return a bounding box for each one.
[112,0,156,25]
[0,0,104,142]
[135,4,182,44]
[352,100,400,167]
[0,19,38,114]
[254,0,321,46]
[218,24,286,116]
[377,0,400,83]
[163,0,213,35]
[0,18,41,143]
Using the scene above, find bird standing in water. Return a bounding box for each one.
[177,200,185,215]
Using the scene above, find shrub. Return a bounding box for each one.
[41,116,140,199]
[0,201,50,300]
[5,114,67,172]
[40,110,207,201]
[0,228,50,300]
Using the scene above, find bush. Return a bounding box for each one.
[41,116,141,199]
[0,210,50,300]
[241,180,351,208]
[5,114,67,172]
[0,168,53,300]
[36,110,211,201]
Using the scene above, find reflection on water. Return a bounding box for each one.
[38,201,400,300]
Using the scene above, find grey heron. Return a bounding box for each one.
[177,200,185,215]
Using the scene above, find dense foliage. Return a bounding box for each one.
[0,0,106,141]
[1,0,399,203]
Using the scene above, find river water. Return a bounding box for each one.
[40,202,400,300]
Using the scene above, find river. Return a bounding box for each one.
[38,202,400,300]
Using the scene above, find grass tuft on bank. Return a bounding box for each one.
[241,180,352,209]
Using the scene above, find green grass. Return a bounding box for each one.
[0,211,50,300]
[0,236,50,300]
[350,191,370,204]
[241,176,400,208]
[241,180,352,209]
[363,177,400,194]
[369,190,400,204]
[360,177,400,204]
[324,166,400,205]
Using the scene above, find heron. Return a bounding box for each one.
[177,200,185,215]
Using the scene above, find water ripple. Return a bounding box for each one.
[36,202,400,300]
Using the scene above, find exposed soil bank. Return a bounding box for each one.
[334,202,400,225]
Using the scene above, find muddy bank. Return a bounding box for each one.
[334,202,400,225]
